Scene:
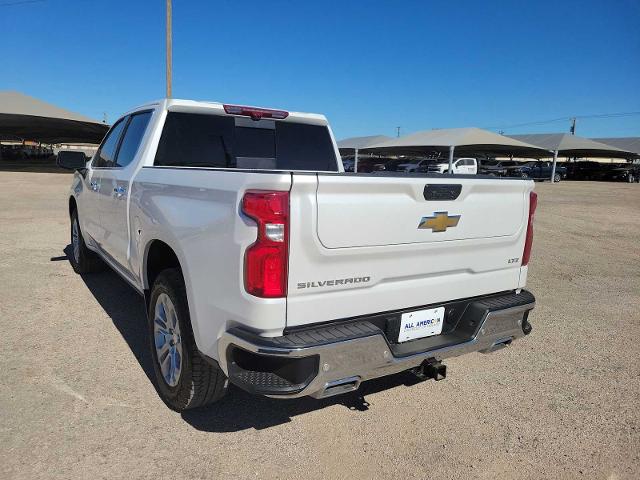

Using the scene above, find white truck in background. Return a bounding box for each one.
[60,99,536,411]
[429,157,478,174]
[398,157,478,174]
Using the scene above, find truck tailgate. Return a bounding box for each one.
[316,176,525,247]
[286,174,533,327]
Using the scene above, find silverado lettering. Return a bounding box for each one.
[297,276,371,289]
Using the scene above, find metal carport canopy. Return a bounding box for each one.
[507,133,635,182]
[0,91,109,144]
[507,133,634,159]
[590,137,640,159]
[337,135,393,172]
[337,134,393,152]
[362,127,551,175]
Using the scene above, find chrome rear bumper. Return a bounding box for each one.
[217,292,534,399]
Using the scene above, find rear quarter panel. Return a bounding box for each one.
[130,167,292,360]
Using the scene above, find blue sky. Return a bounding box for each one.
[1,0,639,138]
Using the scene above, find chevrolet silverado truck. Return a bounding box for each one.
[60,99,537,411]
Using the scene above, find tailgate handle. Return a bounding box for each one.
[423,184,462,201]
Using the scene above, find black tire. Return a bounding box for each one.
[148,268,227,411]
[554,173,561,183]
[69,209,104,274]
[521,172,529,179]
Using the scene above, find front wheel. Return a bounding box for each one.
[554,173,561,183]
[148,268,227,411]
[69,209,104,274]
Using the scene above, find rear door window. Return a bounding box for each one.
[154,112,338,171]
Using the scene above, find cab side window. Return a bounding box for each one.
[93,118,127,168]
[115,111,152,168]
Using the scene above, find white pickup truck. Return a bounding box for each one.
[61,99,536,411]
[429,157,478,175]
[397,158,478,174]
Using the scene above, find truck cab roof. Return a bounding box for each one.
[123,98,329,127]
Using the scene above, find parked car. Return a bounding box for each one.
[412,157,477,175]
[564,161,608,181]
[397,158,431,172]
[380,159,408,172]
[341,158,354,172]
[476,160,507,177]
[60,98,536,411]
[601,163,640,183]
[421,157,478,175]
[506,161,567,182]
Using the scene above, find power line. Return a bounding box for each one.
[483,111,640,131]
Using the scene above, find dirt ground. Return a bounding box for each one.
[0,171,638,480]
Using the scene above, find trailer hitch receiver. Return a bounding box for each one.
[411,360,447,382]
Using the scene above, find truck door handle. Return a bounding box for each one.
[113,186,126,198]
[90,181,99,191]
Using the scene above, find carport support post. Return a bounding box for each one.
[354,148,359,173]
[448,145,455,175]
[550,149,558,182]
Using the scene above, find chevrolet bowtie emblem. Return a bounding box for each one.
[418,212,461,232]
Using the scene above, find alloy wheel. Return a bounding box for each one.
[153,293,183,387]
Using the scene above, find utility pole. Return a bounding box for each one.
[166,0,172,98]
[396,126,401,138]
[570,117,576,135]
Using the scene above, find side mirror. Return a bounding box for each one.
[57,151,88,171]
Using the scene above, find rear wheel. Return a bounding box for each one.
[69,209,104,274]
[521,172,529,179]
[148,268,227,411]
[554,173,561,183]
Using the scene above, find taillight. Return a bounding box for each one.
[522,191,537,266]
[223,104,289,121]
[242,190,289,298]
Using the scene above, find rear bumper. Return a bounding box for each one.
[216,290,535,399]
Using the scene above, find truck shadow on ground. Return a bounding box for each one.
[61,245,429,432]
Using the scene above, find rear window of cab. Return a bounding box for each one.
[154,112,338,171]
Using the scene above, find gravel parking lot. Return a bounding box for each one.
[1,171,638,480]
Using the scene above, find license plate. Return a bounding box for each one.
[398,307,445,342]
